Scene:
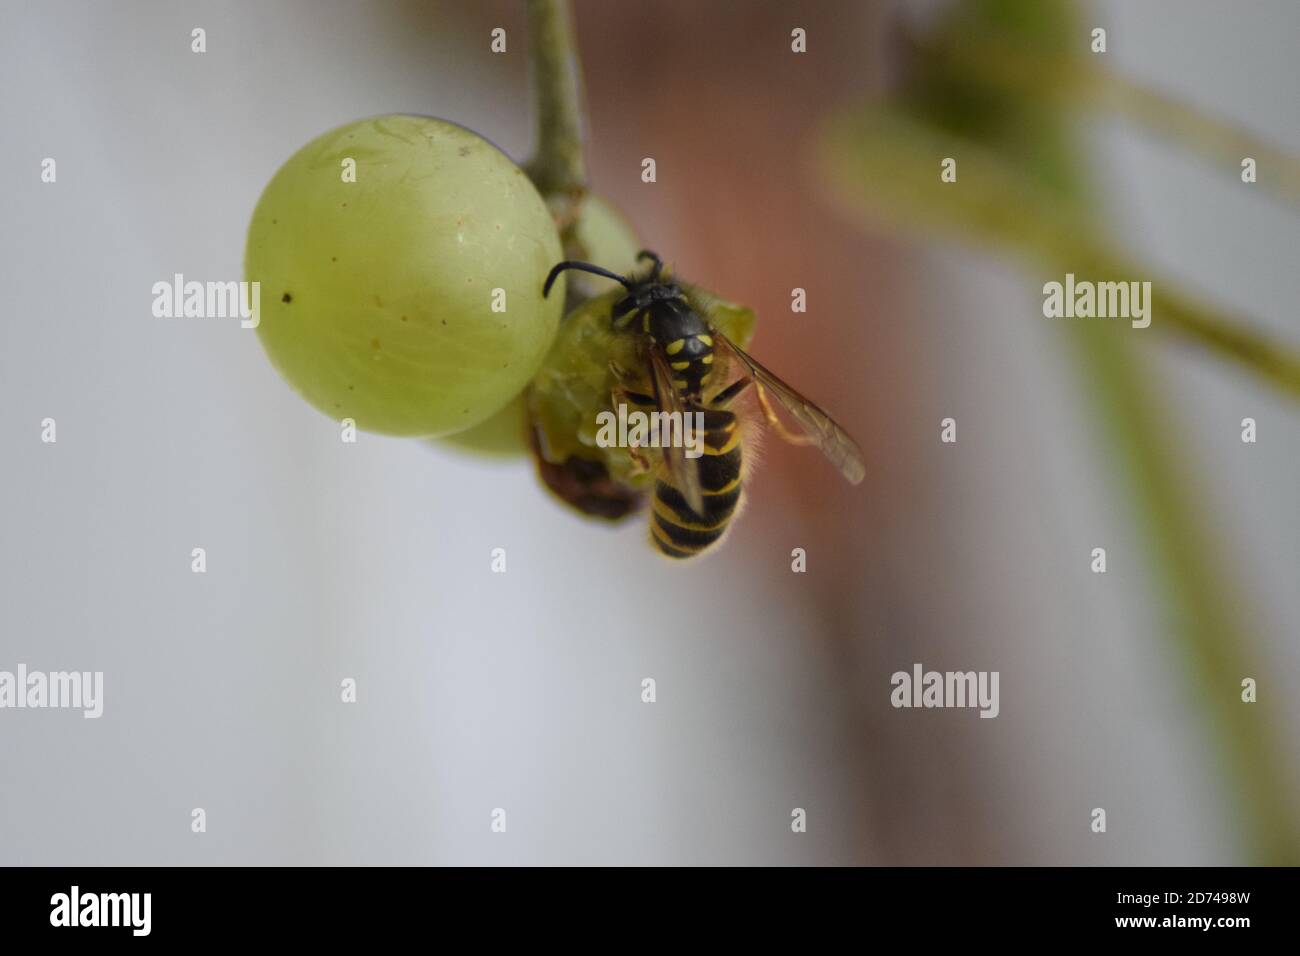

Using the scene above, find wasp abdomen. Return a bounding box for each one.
[650,408,743,559]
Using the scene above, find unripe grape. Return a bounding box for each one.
[437,392,528,458]
[568,195,643,296]
[433,193,644,457]
[246,115,564,436]
[527,290,644,483]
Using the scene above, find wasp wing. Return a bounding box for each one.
[647,347,707,517]
[713,333,866,485]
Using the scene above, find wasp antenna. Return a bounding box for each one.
[636,250,663,279]
[542,261,633,298]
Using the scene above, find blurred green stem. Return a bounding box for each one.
[823,112,1300,400]
[821,93,1300,862]
[1068,322,1300,864]
[1060,240,1300,401]
[921,36,1300,205]
[1092,71,1300,205]
[524,0,589,211]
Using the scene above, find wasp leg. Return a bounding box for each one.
[608,361,655,404]
[710,377,751,407]
[609,384,655,476]
[755,381,814,445]
[610,383,656,411]
[625,442,651,475]
[608,359,635,385]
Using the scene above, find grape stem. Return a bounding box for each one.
[524,0,589,220]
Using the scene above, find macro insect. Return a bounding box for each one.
[529,251,866,558]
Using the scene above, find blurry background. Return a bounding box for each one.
[1,0,1296,864]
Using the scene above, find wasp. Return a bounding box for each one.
[530,251,866,558]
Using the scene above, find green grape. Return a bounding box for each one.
[527,290,644,483]
[437,392,527,458]
[568,195,643,295]
[246,114,564,436]
[432,193,644,458]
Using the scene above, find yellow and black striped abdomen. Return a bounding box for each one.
[650,408,743,559]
